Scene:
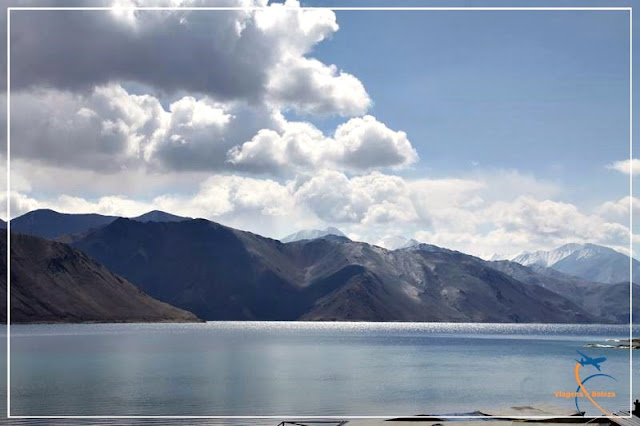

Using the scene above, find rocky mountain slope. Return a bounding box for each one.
[0,230,200,323]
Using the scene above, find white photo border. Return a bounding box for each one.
[5,4,634,420]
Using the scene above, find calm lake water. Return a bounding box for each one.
[1,322,638,419]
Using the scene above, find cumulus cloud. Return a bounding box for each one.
[294,170,419,224]
[228,115,418,173]
[267,57,370,116]
[5,84,412,174]
[6,0,370,116]
[1,1,388,178]
[485,196,629,244]
[596,196,640,225]
[607,159,640,176]
[5,85,234,171]
[4,84,285,171]
[155,174,295,218]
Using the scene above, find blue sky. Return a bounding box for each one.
[307,9,631,203]
[2,1,637,258]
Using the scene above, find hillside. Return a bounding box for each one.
[0,230,201,323]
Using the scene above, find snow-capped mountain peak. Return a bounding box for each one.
[511,242,638,284]
[512,243,608,268]
[281,227,347,243]
[374,236,420,250]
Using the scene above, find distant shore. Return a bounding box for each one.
[586,338,640,349]
[4,319,638,326]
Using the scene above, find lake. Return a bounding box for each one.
[2,322,638,420]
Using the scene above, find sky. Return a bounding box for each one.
[0,0,638,259]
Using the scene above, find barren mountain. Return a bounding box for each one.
[0,230,200,323]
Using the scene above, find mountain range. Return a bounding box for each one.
[487,259,638,324]
[3,209,637,324]
[512,243,639,284]
[67,218,593,322]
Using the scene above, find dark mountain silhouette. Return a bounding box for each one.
[70,218,594,323]
[9,209,190,240]
[0,230,200,323]
[131,210,190,223]
[10,209,117,239]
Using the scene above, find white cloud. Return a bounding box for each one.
[267,57,370,116]
[228,115,418,173]
[4,83,400,174]
[53,195,153,217]
[596,196,640,225]
[414,196,633,259]
[474,169,561,201]
[606,159,640,176]
[5,84,272,172]
[485,196,629,243]
[155,174,295,218]
[0,191,43,219]
[3,168,636,259]
[293,170,419,224]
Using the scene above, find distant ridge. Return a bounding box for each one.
[512,243,640,284]
[10,209,117,239]
[281,226,347,243]
[487,259,639,324]
[9,209,189,240]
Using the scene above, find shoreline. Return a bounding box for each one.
[3,320,638,326]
